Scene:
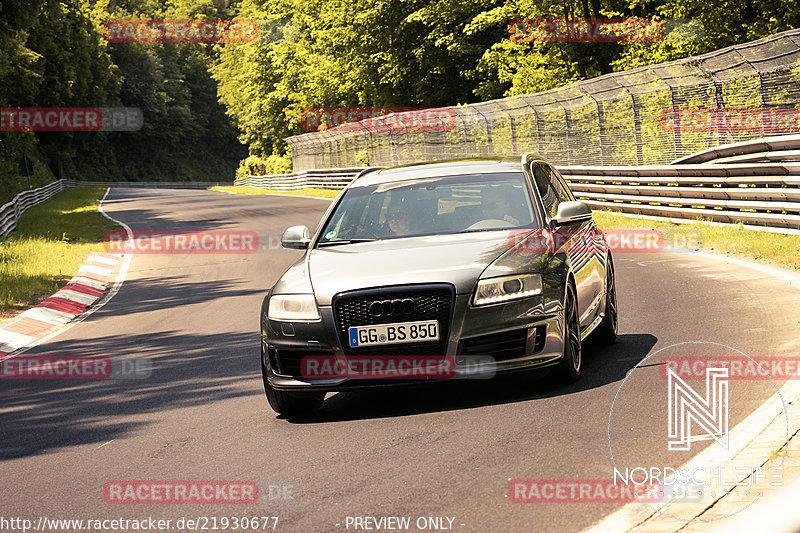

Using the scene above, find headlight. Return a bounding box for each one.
[268,294,320,321]
[473,273,542,306]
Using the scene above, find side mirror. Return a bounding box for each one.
[281,225,311,249]
[551,201,592,227]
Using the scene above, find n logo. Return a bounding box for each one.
[667,367,729,451]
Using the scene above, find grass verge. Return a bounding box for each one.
[594,210,800,272]
[0,186,117,320]
[209,185,340,198]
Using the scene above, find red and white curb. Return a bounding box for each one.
[0,253,123,360]
[0,187,133,361]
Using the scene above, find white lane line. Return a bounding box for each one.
[582,248,800,533]
[5,188,134,357]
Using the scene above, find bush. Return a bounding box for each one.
[235,154,293,180]
[0,134,58,205]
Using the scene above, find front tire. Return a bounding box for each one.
[557,282,582,383]
[261,346,324,416]
[595,255,618,345]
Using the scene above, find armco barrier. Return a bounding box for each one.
[559,163,800,230]
[239,136,800,231]
[77,181,233,189]
[0,180,234,239]
[0,179,76,238]
[6,134,799,238]
[233,168,364,190]
[672,133,800,165]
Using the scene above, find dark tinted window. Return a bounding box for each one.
[531,163,574,219]
[551,168,576,202]
[531,163,560,218]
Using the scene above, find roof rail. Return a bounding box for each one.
[520,152,539,170]
[352,166,385,180]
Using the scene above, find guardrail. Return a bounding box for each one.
[0,179,76,238]
[559,163,800,230]
[240,136,800,231]
[234,168,364,190]
[7,135,799,238]
[77,181,233,189]
[673,134,800,165]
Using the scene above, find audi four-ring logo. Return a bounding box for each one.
[368,298,416,317]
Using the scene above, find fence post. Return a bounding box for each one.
[631,93,644,165]
[13,197,21,228]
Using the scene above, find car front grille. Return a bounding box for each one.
[458,325,546,361]
[333,285,454,356]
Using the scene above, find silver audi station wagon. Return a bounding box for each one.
[260,155,618,415]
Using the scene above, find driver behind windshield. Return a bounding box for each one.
[480,186,520,226]
[385,198,416,237]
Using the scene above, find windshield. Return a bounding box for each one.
[317,172,536,245]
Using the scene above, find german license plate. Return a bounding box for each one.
[348,320,439,347]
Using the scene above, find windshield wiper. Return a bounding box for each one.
[316,238,378,247]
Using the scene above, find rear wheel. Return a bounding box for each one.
[557,282,582,383]
[261,345,324,416]
[595,256,618,345]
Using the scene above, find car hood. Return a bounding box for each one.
[306,231,515,304]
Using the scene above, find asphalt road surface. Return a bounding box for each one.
[2,188,799,533]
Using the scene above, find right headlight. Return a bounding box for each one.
[267,294,320,321]
[473,273,542,306]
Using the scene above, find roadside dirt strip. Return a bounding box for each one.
[0,252,124,359]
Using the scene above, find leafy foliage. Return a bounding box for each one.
[1,0,797,199]
[213,0,800,158]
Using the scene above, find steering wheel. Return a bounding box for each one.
[465,219,514,230]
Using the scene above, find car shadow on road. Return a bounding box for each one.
[284,333,658,424]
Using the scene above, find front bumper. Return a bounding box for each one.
[262,292,565,392]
